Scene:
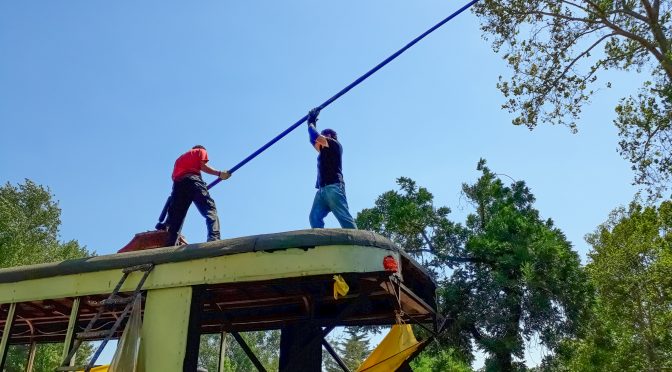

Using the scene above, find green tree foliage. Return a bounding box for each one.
[198,331,280,372]
[0,180,92,370]
[355,177,466,274]
[0,180,89,267]
[473,0,672,198]
[323,327,371,372]
[357,160,590,371]
[4,343,94,372]
[544,201,672,371]
[410,348,473,372]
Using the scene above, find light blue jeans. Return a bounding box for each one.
[309,183,357,229]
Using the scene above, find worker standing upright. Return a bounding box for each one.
[306,108,357,229]
[165,145,231,245]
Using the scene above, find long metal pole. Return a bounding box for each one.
[207,0,479,190]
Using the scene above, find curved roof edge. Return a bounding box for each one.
[0,229,408,283]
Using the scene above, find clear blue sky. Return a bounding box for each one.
[0,0,641,368]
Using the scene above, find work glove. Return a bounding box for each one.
[219,170,231,180]
[307,107,320,126]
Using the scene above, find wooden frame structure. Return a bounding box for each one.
[0,229,437,371]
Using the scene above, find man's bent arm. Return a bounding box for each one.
[308,124,328,151]
[201,162,230,179]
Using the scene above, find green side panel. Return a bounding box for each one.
[0,245,397,303]
[137,286,192,372]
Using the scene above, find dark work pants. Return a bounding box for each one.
[166,175,220,245]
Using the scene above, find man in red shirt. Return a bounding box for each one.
[166,145,231,245]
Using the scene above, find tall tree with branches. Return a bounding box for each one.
[473,0,672,198]
[357,161,590,370]
[0,180,93,370]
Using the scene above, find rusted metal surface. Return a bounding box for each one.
[0,271,434,344]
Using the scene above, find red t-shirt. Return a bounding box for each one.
[172,148,209,181]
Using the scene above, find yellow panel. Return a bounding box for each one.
[0,245,398,303]
[357,324,423,371]
[137,287,192,372]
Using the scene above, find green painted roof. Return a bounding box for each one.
[0,229,424,284]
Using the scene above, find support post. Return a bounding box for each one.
[281,283,374,371]
[218,332,227,372]
[0,303,17,369]
[231,332,267,372]
[137,287,192,372]
[279,322,323,372]
[26,341,37,372]
[183,286,205,372]
[61,297,80,365]
[322,339,351,372]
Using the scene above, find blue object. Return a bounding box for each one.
[308,124,320,145]
[205,0,479,190]
[309,183,357,229]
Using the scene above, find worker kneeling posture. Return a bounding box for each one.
[166,145,231,245]
[306,108,357,229]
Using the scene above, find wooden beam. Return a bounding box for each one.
[183,286,205,372]
[322,338,351,372]
[231,331,267,372]
[0,303,17,369]
[61,297,80,366]
[218,332,227,372]
[26,341,37,372]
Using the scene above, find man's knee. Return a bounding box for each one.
[309,212,324,228]
[205,208,218,223]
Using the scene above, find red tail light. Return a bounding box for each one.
[383,255,398,273]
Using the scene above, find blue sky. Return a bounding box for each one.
[0,0,642,368]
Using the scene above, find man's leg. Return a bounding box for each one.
[309,189,330,228]
[191,178,220,241]
[324,184,357,229]
[165,180,193,245]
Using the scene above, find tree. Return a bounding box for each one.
[410,348,473,372]
[355,177,468,275]
[4,343,94,372]
[324,327,371,372]
[473,0,672,198]
[544,201,672,370]
[357,160,590,371]
[0,180,89,268]
[0,180,92,370]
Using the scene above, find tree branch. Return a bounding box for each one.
[523,10,597,24]
[536,33,615,102]
[580,0,666,65]
[514,6,665,72]
[598,14,666,62]
[410,248,480,263]
[617,7,650,23]
[412,233,491,265]
[582,0,602,13]
[639,0,672,80]
[470,324,485,343]
[558,0,591,13]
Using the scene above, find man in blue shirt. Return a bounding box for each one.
[306,108,357,229]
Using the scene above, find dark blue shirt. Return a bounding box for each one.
[316,138,344,188]
[308,125,344,188]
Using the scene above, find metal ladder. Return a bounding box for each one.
[56,263,154,372]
